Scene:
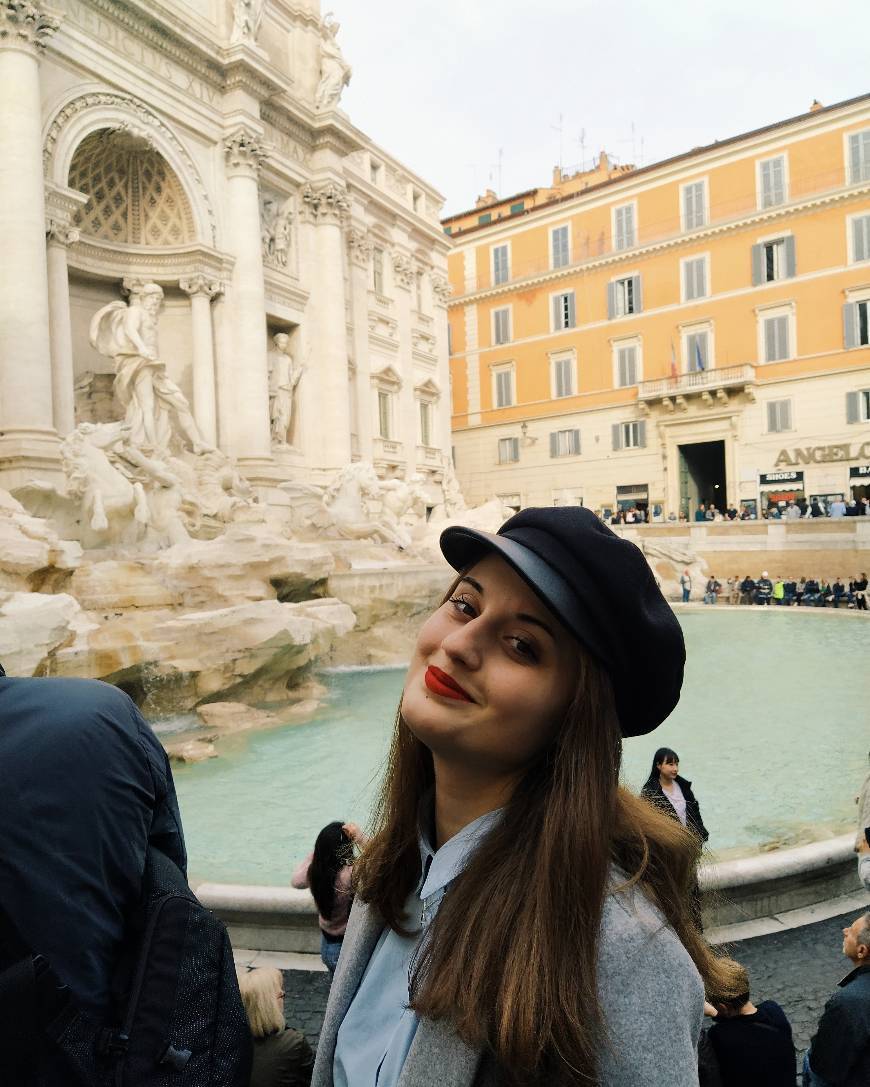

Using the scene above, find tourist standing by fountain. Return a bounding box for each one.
[292,822,368,976]
[310,507,743,1087]
[641,749,709,845]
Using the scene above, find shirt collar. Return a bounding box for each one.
[839,963,870,987]
[417,807,503,904]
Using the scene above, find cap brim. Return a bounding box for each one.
[440,526,585,648]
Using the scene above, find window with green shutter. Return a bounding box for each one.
[553,355,574,397]
[494,368,513,407]
[552,291,576,330]
[763,315,790,362]
[551,225,570,269]
[478,213,492,225]
[684,257,707,301]
[616,346,638,386]
[848,130,870,184]
[493,307,510,345]
[492,244,509,285]
[852,215,870,262]
[682,181,706,230]
[759,156,786,208]
[510,202,525,215]
[614,204,635,249]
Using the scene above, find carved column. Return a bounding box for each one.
[391,249,416,475]
[431,273,453,456]
[222,127,271,464]
[346,227,374,459]
[180,275,221,447]
[0,2,61,479]
[45,220,79,436]
[299,181,351,468]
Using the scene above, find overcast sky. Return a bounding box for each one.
[334,0,869,217]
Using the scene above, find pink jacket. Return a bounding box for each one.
[292,853,354,938]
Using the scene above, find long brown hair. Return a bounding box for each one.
[354,610,744,1084]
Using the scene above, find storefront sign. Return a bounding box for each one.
[850,465,870,478]
[759,471,804,484]
[775,442,870,467]
[616,484,649,499]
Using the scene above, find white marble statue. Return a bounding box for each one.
[89,283,211,456]
[314,12,351,110]
[267,333,304,447]
[230,0,264,44]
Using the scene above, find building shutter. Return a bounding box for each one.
[611,423,623,451]
[552,295,561,330]
[784,236,797,278]
[510,438,519,461]
[549,432,558,457]
[782,400,792,431]
[767,401,778,432]
[566,292,576,328]
[572,429,581,454]
[854,217,870,262]
[751,244,763,286]
[632,275,642,313]
[844,302,859,349]
[847,391,860,424]
[607,282,616,320]
[637,420,646,448]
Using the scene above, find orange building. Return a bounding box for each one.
[444,95,870,519]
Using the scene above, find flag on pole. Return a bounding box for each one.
[670,341,677,379]
[695,340,705,372]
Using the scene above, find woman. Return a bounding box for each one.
[237,967,314,1087]
[854,572,868,611]
[641,747,709,844]
[311,507,742,1086]
[292,822,367,975]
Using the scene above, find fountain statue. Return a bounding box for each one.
[314,12,351,111]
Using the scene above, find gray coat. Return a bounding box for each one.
[312,874,704,1087]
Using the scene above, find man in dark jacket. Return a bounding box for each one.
[804,912,870,1086]
[755,571,773,605]
[0,664,186,1077]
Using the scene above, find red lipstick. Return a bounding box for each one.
[425,665,473,702]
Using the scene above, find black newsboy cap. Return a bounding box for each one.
[440,506,685,737]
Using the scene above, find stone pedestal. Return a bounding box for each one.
[222,128,272,469]
[0,2,61,485]
[299,181,352,470]
[180,275,221,447]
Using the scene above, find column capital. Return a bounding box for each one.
[0,1,59,53]
[299,181,349,225]
[179,274,223,300]
[391,250,415,291]
[45,218,79,247]
[430,273,453,306]
[346,226,373,268]
[224,127,267,177]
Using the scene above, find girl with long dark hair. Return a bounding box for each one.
[292,821,367,975]
[311,507,743,1085]
[641,747,709,844]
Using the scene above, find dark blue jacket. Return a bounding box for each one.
[0,666,185,1019]
[809,964,870,1086]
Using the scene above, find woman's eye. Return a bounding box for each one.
[509,636,537,661]
[448,594,476,618]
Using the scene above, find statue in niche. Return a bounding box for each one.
[230,0,264,44]
[267,332,304,447]
[314,12,351,110]
[89,283,212,456]
[260,197,293,267]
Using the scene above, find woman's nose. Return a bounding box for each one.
[440,618,483,670]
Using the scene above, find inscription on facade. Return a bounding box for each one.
[775,442,870,467]
[64,1,219,106]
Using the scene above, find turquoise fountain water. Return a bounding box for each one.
[165,611,869,885]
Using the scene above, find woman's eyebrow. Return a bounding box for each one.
[457,575,555,640]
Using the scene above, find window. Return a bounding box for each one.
[607,275,642,318]
[377,390,391,439]
[510,201,525,215]
[759,155,786,208]
[751,236,795,284]
[551,225,570,269]
[613,203,635,249]
[683,256,708,301]
[763,314,790,362]
[844,300,870,349]
[616,345,638,387]
[846,389,870,423]
[851,214,870,262]
[492,244,510,285]
[498,437,519,463]
[685,330,709,372]
[848,130,870,184]
[682,180,707,230]
[478,212,492,225]
[492,307,511,345]
[612,421,646,450]
[552,291,576,330]
[372,247,384,294]
[443,225,453,236]
[766,399,793,433]
[552,354,575,398]
[419,400,432,446]
[549,429,581,457]
[493,367,514,408]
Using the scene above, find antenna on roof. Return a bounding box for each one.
[551,112,564,177]
[578,127,586,173]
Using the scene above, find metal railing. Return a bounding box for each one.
[638,363,756,400]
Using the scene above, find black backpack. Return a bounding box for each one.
[0,847,252,1085]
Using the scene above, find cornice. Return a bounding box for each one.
[67,236,234,283]
[451,180,870,307]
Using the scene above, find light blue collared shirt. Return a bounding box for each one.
[333,808,502,1087]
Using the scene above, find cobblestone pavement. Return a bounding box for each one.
[283,908,865,1064]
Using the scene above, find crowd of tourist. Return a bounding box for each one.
[602,496,870,524]
[686,570,869,609]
